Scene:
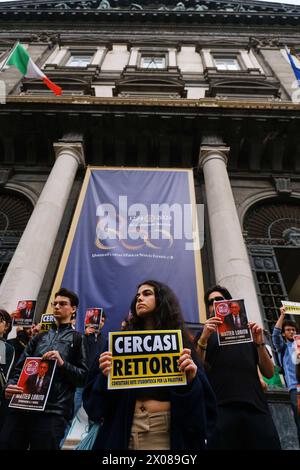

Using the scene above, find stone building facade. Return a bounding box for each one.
[0,0,299,448]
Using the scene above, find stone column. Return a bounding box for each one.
[199,139,263,324]
[0,135,85,313]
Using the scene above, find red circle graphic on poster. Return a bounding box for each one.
[215,302,230,317]
[24,360,39,376]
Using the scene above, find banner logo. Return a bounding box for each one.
[95,196,204,251]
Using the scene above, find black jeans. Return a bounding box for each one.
[208,403,281,450]
[0,409,67,450]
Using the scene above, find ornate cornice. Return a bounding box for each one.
[2,95,300,112]
[1,0,299,14]
[1,0,300,25]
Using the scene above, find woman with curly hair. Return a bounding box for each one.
[83,280,217,450]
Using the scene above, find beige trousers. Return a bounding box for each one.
[128,411,170,450]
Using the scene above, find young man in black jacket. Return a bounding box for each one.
[0,288,88,450]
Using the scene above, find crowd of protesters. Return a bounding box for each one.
[0,282,299,450]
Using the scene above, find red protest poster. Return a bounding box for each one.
[84,307,104,331]
[9,357,56,411]
[13,300,36,327]
[214,298,253,346]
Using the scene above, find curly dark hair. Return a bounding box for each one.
[128,280,193,348]
[204,284,232,307]
[282,319,298,334]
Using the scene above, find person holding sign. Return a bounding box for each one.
[19,300,35,320]
[85,308,103,329]
[12,300,36,327]
[0,288,88,450]
[23,360,51,395]
[83,280,217,450]
[194,285,281,450]
[272,305,300,445]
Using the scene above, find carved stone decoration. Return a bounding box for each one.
[77,1,93,8]
[247,36,281,53]
[97,0,111,9]
[29,32,59,47]
[54,2,70,8]
[201,134,226,147]
[1,0,300,15]
[273,177,292,195]
[194,4,208,11]
[173,3,185,11]
[130,4,143,10]
[223,3,235,12]
[282,227,300,246]
[0,169,13,187]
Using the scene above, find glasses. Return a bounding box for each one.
[51,301,70,307]
[208,296,225,306]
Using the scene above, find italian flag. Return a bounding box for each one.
[6,43,62,96]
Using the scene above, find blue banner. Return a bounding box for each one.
[52,168,203,333]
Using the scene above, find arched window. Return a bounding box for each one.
[0,191,33,283]
[244,198,300,333]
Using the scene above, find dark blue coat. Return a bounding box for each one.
[83,366,217,450]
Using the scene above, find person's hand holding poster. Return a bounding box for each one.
[214,298,253,346]
[108,330,186,389]
[9,357,56,411]
[12,300,36,327]
[84,307,104,331]
[40,313,55,332]
[281,300,300,315]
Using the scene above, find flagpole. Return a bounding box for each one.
[0,41,19,73]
